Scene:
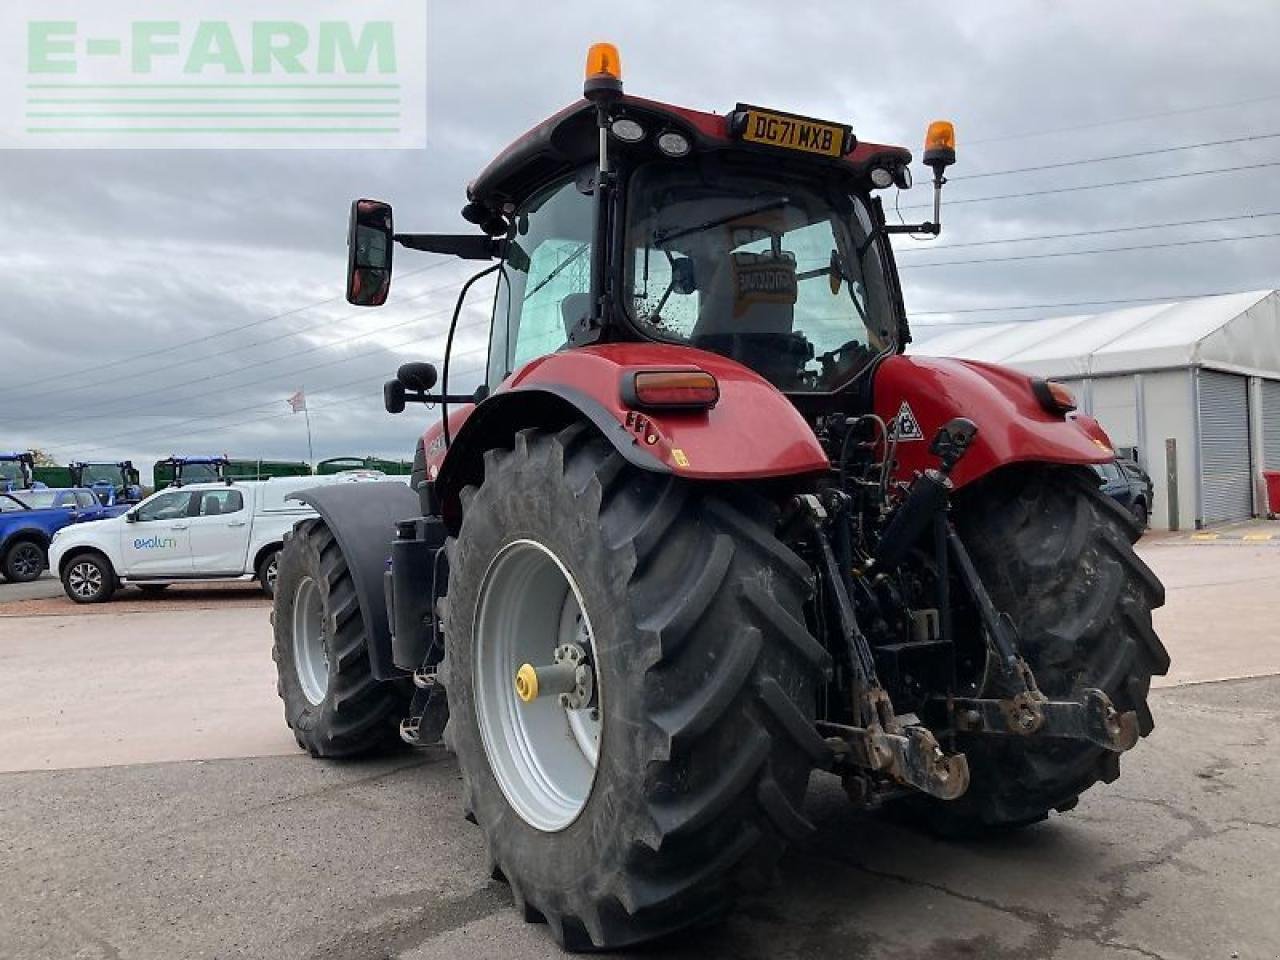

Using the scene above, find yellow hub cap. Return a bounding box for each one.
[514,663,539,703]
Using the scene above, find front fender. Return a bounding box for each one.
[874,355,1113,489]
[288,481,419,681]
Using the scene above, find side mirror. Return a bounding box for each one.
[383,362,437,415]
[125,510,138,523]
[397,362,438,391]
[383,379,406,415]
[347,198,394,306]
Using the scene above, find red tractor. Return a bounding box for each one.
[272,44,1168,950]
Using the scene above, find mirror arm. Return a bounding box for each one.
[394,233,499,260]
[882,174,947,236]
[411,391,477,405]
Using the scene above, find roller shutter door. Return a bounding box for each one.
[1263,379,1280,470]
[1197,370,1252,524]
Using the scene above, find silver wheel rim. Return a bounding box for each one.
[292,576,329,705]
[12,544,42,579]
[474,539,602,833]
[67,560,102,599]
[265,555,279,591]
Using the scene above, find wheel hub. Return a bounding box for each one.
[13,544,41,578]
[473,539,602,833]
[67,560,100,598]
[292,576,329,705]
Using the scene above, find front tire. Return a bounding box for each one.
[3,539,45,583]
[271,519,408,757]
[439,425,830,950]
[909,466,1168,834]
[62,552,116,604]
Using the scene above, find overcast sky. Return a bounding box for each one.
[3,0,1279,478]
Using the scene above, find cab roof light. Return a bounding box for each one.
[1032,378,1077,415]
[626,369,720,409]
[924,120,956,170]
[584,42,623,98]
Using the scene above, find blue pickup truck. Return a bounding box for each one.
[0,488,111,583]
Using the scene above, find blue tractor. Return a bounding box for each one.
[69,461,143,507]
[0,452,43,492]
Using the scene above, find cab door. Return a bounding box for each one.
[121,490,195,576]
[187,489,250,575]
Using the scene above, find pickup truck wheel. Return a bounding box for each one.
[1131,499,1149,529]
[257,549,280,598]
[3,539,46,583]
[62,552,116,603]
[272,519,408,757]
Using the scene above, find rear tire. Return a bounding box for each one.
[271,519,408,757]
[3,539,45,583]
[257,548,280,598]
[439,424,830,950]
[907,466,1168,835]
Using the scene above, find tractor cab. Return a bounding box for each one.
[0,452,39,492]
[69,461,142,506]
[349,44,956,413]
[154,455,229,490]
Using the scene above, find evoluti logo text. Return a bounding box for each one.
[134,536,177,550]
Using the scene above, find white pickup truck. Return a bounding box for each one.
[49,474,396,603]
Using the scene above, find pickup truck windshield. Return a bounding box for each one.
[11,490,57,509]
[0,493,26,512]
[624,158,896,392]
[0,462,25,486]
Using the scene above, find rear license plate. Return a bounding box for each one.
[738,107,847,158]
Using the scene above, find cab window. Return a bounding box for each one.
[488,174,594,387]
[75,491,98,509]
[198,490,244,516]
[136,491,192,522]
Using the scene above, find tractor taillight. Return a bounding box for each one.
[1031,378,1077,415]
[628,370,720,409]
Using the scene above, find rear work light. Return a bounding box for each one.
[1031,378,1077,415]
[625,369,720,409]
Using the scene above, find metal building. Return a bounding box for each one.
[917,290,1280,530]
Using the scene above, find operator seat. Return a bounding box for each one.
[689,248,809,387]
[560,292,592,341]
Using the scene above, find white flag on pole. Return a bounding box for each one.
[287,390,307,413]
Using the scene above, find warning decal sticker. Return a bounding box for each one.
[890,401,925,441]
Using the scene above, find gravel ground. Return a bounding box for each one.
[1,677,1276,960]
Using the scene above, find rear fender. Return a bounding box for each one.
[431,343,829,528]
[874,355,1113,489]
[287,481,419,681]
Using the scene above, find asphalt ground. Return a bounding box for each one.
[2,538,1278,959]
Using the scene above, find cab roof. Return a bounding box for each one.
[466,96,913,213]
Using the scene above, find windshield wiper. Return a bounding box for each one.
[652,197,790,247]
[524,242,590,301]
